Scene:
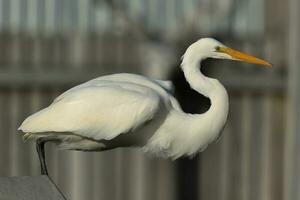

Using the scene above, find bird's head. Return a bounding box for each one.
[182,38,271,67]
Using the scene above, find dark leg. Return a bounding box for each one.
[36,138,48,175]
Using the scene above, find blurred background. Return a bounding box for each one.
[0,0,297,200]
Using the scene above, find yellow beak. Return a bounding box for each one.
[218,47,272,67]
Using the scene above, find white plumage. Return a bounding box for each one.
[19,38,271,159]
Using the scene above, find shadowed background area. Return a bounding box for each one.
[0,0,298,200]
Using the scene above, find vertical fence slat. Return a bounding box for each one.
[285,0,300,199]
[260,95,272,200]
[219,123,231,200]
[271,95,284,200]
[27,0,38,33]
[77,0,89,33]
[249,96,263,200]
[8,90,20,175]
[240,94,251,200]
[28,88,41,175]
[0,91,10,176]
[156,160,175,200]
[227,94,243,200]
[44,0,55,34]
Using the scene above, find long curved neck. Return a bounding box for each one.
[182,61,214,98]
[181,59,229,125]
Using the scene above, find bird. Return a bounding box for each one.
[18,38,271,175]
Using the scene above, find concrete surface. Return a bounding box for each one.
[0,175,66,200]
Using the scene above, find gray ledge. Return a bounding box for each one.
[0,175,66,200]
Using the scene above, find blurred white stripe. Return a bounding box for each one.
[165,0,175,31]
[147,0,158,30]
[27,0,38,33]
[44,0,56,34]
[78,0,89,33]
[0,0,3,31]
[128,0,140,19]
[9,0,20,33]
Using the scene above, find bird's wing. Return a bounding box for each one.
[97,73,175,94]
[52,73,174,103]
[154,80,175,94]
[19,84,162,141]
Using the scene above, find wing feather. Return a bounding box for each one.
[52,73,173,104]
[19,85,161,141]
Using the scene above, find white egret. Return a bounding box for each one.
[18,38,271,175]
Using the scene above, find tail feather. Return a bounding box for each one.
[22,132,50,142]
[18,105,68,134]
[19,109,50,133]
[22,133,31,142]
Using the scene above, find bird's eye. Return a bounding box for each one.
[215,46,221,51]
